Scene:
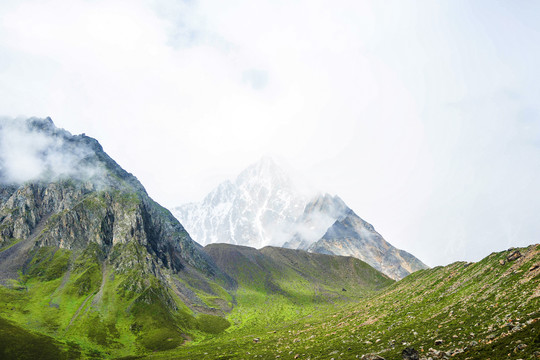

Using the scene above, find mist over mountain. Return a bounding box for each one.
[0,118,236,355]
[174,158,427,279]
[173,157,308,248]
[283,194,350,250]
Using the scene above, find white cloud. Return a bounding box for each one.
[0,118,105,184]
[0,0,539,266]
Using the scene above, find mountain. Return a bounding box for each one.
[173,156,307,248]
[306,209,427,280]
[175,159,427,280]
[147,244,540,360]
[287,194,427,280]
[205,243,393,297]
[0,118,234,357]
[1,119,538,360]
[282,193,349,250]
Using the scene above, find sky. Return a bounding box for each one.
[0,0,539,267]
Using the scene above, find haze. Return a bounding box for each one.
[1,0,539,267]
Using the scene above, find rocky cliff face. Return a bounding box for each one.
[0,118,218,282]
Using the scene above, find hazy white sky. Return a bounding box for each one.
[1,0,539,266]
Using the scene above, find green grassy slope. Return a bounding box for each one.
[145,244,539,360]
[0,186,233,359]
[204,244,394,333]
[0,317,82,360]
[0,237,394,359]
[0,243,197,358]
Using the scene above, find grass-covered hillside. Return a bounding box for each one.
[204,244,394,333]
[0,227,395,359]
[146,244,540,360]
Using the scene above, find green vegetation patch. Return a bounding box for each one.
[0,316,79,360]
[26,247,71,281]
[0,238,23,252]
[196,314,231,334]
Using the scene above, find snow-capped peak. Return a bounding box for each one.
[173,157,308,248]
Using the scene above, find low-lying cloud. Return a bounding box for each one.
[0,118,104,185]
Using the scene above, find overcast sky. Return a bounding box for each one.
[1,0,539,267]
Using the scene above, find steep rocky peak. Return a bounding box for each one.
[0,118,223,284]
[0,117,146,195]
[173,156,308,248]
[235,156,293,189]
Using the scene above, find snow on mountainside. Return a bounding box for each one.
[173,157,307,248]
[173,157,428,279]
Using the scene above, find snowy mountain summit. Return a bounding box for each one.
[173,157,307,248]
[173,157,428,279]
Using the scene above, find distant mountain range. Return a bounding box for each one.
[173,157,428,280]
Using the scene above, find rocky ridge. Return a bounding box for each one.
[0,118,218,283]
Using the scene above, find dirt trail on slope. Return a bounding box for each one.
[65,292,94,332]
[91,261,108,306]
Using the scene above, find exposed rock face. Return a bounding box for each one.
[173,157,307,248]
[307,208,428,280]
[401,347,419,360]
[507,250,522,262]
[0,118,219,285]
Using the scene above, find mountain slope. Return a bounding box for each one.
[173,157,307,248]
[203,243,394,334]
[286,193,428,280]
[146,244,540,360]
[205,243,393,296]
[306,207,428,280]
[0,118,233,358]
